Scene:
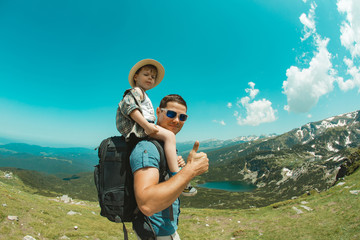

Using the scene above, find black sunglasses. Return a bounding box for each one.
[160,108,188,121]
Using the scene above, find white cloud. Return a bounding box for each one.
[240,96,251,106]
[283,37,336,113]
[245,81,259,99]
[235,82,277,126]
[227,102,232,108]
[337,57,360,91]
[337,0,360,58]
[213,120,226,126]
[336,0,360,92]
[300,2,317,41]
[284,0,359,113]
[283,3,337,113]
[236,99,277,126]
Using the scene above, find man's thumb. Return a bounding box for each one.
[191,141,200,153]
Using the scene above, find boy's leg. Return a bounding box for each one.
[150,126,197,197]
[149,126,180,173]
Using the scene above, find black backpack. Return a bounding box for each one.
[94,136,167,240]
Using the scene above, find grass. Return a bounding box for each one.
[1,169,359,240]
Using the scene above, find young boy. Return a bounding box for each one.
[116,59,197,196]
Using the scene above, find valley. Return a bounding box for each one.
[1,165,359,239]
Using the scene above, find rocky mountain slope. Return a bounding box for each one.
[188,110,360,208]
[207,110,360,164]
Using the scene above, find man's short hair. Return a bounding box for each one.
[159,94,187,110]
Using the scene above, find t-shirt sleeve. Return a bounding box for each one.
[129,141,160,173]
[120,91,141,116]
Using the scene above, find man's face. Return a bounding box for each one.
[156,101,187,135]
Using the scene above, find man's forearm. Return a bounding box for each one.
[134,141,209,216]
[134,164,194,216]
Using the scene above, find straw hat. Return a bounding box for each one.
[128,59,165,88]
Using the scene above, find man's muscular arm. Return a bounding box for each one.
[133,141,209,216]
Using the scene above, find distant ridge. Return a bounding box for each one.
[0,142,97,175]
[177,134,276,155]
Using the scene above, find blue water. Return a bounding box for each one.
[197,181,256,192]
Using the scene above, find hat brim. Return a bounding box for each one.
[128,59,165,88]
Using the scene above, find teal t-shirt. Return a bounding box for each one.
[130,140,180,236]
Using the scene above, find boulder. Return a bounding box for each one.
[60,195,72,203]
[7,216,19,221]
[350,190,359,195]
[67,210,79,216]
[292,206,303,214]
[23,236,36,240]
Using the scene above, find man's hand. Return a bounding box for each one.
[186,141,209,177]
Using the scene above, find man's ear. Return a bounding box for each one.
[156,107,161,117]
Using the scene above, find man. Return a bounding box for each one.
[130,94,209,239]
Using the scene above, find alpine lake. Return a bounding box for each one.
[197,181,256,192]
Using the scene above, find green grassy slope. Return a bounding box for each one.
[0,169,359,240]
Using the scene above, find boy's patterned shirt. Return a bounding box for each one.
[116,88,147,140]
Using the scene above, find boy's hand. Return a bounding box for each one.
[177,156,186,168]
[144,123,159,136]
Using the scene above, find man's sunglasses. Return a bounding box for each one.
[160,108,188,121]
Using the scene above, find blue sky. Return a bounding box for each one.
[0,0,359,148]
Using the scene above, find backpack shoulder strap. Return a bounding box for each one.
[148,139,168,182]
[98,137,111,160]
[148,139,174,221]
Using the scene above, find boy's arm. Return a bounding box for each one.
[133,87,144,101]
[129,87,158,135]
[130,109,159,135]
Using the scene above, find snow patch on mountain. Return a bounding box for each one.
[307,151,316,156]
[277,168,293,185]
[317,119,347,130]
[327,142,339,152]
[344,111,357,119]
[345,135,352,145]
[325,155,346,162]
[296,129,304,139]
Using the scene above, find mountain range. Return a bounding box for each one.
[183,109,360,208]
[0,110,359,209]
[206,110,359,165]
[177,134,277,155]
[0,133,276,175]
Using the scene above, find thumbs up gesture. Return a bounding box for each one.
[186,141,209,177]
